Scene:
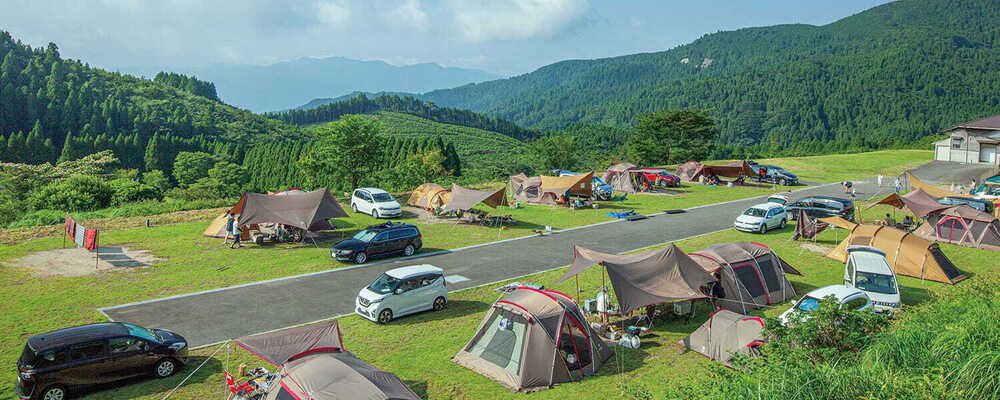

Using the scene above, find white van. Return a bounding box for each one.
[844,246,901,313]
[356,265,448,324]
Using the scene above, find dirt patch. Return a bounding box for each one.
[800,243,832,255]
[2,246,162,277]
[0,208,227,245]
[403,206,457,224]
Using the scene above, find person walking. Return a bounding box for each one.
[894,177,903,193]
[229,215,242,249]
[877,174,884,187]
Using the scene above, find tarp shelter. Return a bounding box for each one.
[676,161,753,182]
[231,188,347,231]
[791,209,829,241]
[203,214,230,238]
[867,189,949,218]
[822,218,967,284]
[905,172,974,199]
[557,244,715,313]
[676,161,704,182]
[453,287,612,392]
[407,183,452,209]
[689,242,802,314]
[914,205,1000,252]
[441,184,507,213]
[509,172,593,205]
[681,310,765,367]
[235,321,421,400]
[602,163,641,193]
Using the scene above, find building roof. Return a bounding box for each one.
[946,113,1000,131]
[28,323,129,352]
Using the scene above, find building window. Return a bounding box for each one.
[951,137,964,149]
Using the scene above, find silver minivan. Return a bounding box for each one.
[355,265,448,324]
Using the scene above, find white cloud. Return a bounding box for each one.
[383,0,430,32]
[445,0,589,42]
[315,0,352,27]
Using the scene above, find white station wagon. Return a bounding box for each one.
[735,202,787,234]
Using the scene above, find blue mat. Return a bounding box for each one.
[606,210,641,219]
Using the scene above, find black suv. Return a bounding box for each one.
[16,322,188,400]
[785,196,855,221]
[332,222,422,264]
[748,162,799,186]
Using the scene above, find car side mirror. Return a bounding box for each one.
[394,288,403,295]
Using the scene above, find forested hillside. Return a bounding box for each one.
[418,0,1000,157]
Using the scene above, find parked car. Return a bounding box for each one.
[356,265,448,324]
[553,170,614,200]
[844,246,901,313]
[767,193,791,206]
[332,222,422,264]
[778,285,872,325]
[16,322,188,400]
[351,188,402,219]
[734,202,787,233]
[785,196,855,221]
[938,196,994,213]
[637,168,681,187]
[748,162,799,186]
[971,176,1000,201]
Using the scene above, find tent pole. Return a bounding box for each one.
[95,231,99,270]
[575,275,580,307]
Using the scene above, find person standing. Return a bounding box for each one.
[595,286,611,325]
[229,215,242,249]
[895,177,903,193]
[877,174,884,187]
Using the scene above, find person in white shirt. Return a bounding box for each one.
[595,286,611,325]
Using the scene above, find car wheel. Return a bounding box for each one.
[780,178,788,186]
[377,309,393,324]
[372,209,380,219]
[40,385,67,400]
[433,296,447,311]
[351,203,358,213]
[403,244,415,257]
[759,223,768,234]
[779,219,787,229]
[154,358,177,378]
[353,252,368,264]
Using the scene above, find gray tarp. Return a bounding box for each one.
[557,244,715,313]
[682,310,765,367]
[233,188,348,231]
[267,352,422,400]
[236,321,344,365]
[441,184,507,212]
[867,188,949,218]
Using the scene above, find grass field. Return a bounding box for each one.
[754,150,932,183]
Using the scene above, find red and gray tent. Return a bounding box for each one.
[235,321,421,400]
[689,242,801,314]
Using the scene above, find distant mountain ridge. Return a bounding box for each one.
[292,91,412,111]
[180,57,497,112]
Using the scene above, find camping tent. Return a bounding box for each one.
[681,310,765,367]
[452,286,612,392]
[602,163,641,193]
[688,242,802,314]
[676,161,704,182]
[234,321,421,400]
[822,218,967,284]
[675,161,752,182]
[905,172,974,199]
[231,188,347,231]
[407,183,452,209]
[913,205,1000,251]
[791,209,829,240]
[509,172,593,205]
[557,244,715,313]
[441,184,507,213]
[867,189,949,218]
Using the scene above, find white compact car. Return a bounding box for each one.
[351,188,402,219]
[779,285,871,325]
[844,246,901,313]
[356,265,448,324]
[734,202,787,233]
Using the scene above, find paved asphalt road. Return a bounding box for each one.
[104,180,889,347]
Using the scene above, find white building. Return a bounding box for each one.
[934,114,1000,166]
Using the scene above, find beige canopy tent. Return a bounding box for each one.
[821,218,967,284]
[509,172,593,205]
[905,172,974,199]
[867,188,949,218]
[557,244,715,313]
[203,214,230,238]
[681,310,765,367]
[453,286,612,392]
[407,183,452,209]
[689,242,801,314]
[602,163,641,193]
[914,205,1000,252]
[441,184,507,213]
[230,188,347,231]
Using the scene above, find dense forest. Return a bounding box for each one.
[418,0,1000,157]
[153,72,219,101]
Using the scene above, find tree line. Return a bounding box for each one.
[153,72,219,101]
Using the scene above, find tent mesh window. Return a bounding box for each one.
[557,314,592,373]
[733,264,766,298]
[468,309,527,375]
[755,258,782,293]
[931,248,965,280]
[937,218,966,242]
[525,186,539,198]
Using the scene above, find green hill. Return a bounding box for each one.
[419,0,1000,156]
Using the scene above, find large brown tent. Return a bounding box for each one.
[822,218,967,284]
[913,205,1000,252]
[681,310,765,367]
[231,188,347,231]
[235,321,421,400]
[509,173,593,205]
[557,244,715,313]
[867,189,949,218]
[407,183,452,209]
[676,161,705,182]
[453,287,612,392]
[688,242,802,314]
[602,163,641,193]
[441,184,507,213]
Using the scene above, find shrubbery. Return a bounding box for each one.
[28,175,114,212]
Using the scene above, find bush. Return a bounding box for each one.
[141,170,172,194]
[27,175,114,212]
[172,152,218,186]
[6,209,65,229]
[108,179,161,206]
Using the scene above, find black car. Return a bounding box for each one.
[332,222,422,264]
[785,195,855,221]
[749,163,799,186]
[16,322,188,400]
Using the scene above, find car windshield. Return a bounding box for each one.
[854,271,897,294]
[353,230,377,242]
[367,273,400,295]
[123,322,161,343]
[796,296,821,312]
[372,193,394,202]
[743,208,767,217]
[593,177,608,186]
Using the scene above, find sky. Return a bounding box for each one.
[2,0,895,76]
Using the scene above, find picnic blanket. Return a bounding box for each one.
[606,210,641,219]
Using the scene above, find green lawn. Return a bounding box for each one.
[754,150,932,183]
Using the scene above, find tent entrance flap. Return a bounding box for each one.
[467,309,527,376]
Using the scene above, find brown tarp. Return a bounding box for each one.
[913,205,1000,252]
[267,352,421,400]
[557,244,714,313]
[792,210,829,240]
[233,188,347,231]
[510,172,593,205]
[905,172,974,199]
[867,189,949,218]
[407,183,451,209]
[540,172,593,198]
[681,310,765,367]
[826,224,967,284]
[602,163,640,193]
[676,161,704,182]
[453,287,612,392]
[689,242,801,314]
[441,184,507,212]
[236,321,344,365]
[820,216,858,231]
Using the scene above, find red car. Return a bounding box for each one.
[637,168,680,187]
